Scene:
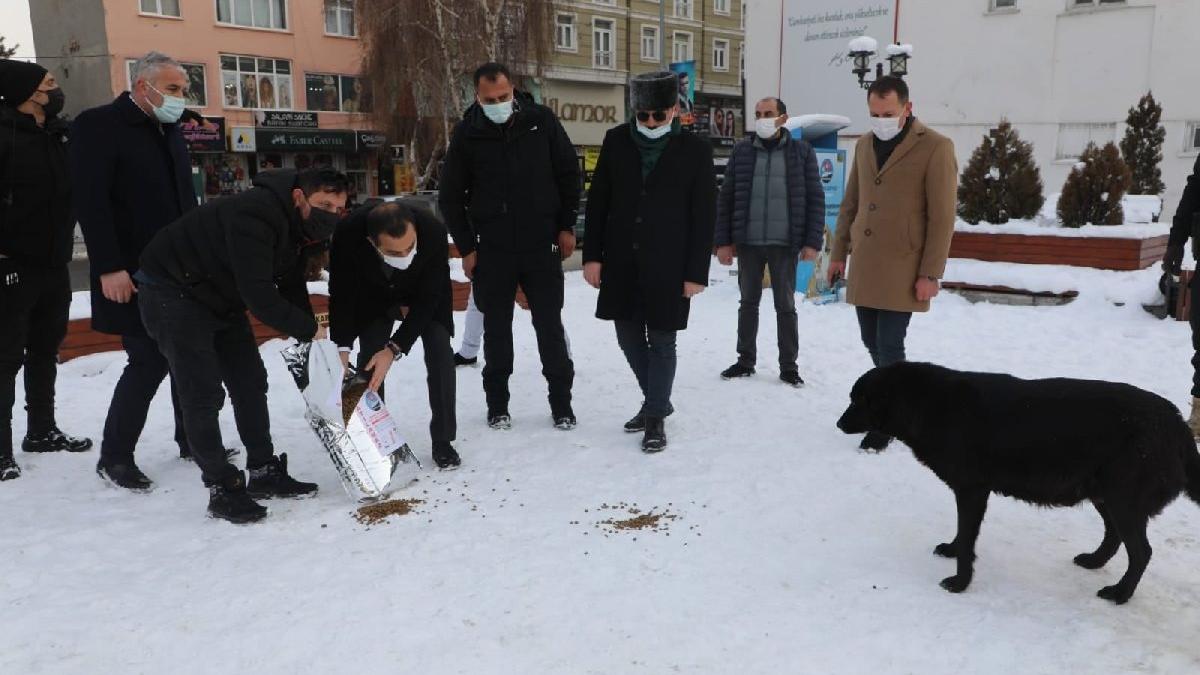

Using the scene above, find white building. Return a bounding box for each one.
[747,0,1200,223]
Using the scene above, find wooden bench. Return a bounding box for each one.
[949,231,1168,271]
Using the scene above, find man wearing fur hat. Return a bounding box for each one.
[0,60,92,481]
[582,71,716,453]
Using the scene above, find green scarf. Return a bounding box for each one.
[630,118,681,178]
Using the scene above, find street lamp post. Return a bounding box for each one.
[847,37,913,89]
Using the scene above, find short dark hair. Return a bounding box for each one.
[296,167,350,197]
[758,97,787,115]
[473,62,512,88]
[366,201,414,240]
[868,75,909,103]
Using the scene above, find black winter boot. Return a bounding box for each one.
[22,428,93,453]
[720,364,755,380]
[552,404,577,431]
[97,459,154,492]
[642,417,667,453]
[487,410,512,430]
[208,472,268,524]
[432,441,461,470]
[246,453,318,499]
[0,452,19,481]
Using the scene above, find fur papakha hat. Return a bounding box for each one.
[629,71,680,112]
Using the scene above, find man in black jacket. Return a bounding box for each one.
[0,60,92,480]
[1163,153,1200,437]
[138,167,346,523]
[329,200,460,470]
[582,72,716,453]
[71,52,195,490]
[715,97,824,387]
[439,62,580,431]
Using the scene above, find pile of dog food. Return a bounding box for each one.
[354,498,424,526]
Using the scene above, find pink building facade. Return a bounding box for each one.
[31,0,384,199]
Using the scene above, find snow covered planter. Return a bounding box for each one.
[949,220,1170,271]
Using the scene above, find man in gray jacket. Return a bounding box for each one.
[715,97,824,387]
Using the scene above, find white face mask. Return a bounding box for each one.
[755,117,781,140]
[482,100,514,125]
[382,244,417,271]
[637,121,673,140]
[870,115,904,142]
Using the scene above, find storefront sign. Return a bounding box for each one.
[254,129,357,152]
[357,131,387,150]
[545,99,619,125]
[181,116,226,153]
[230,126,257,152]
[255,111,320,129]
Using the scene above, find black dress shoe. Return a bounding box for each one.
[780,371,805,388]
[720,364,755,380]
[454,353,478,367]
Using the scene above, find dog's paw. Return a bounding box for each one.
[939,575,971,593]
[934,543,958,558]
[1073,552,1108,570]
[1097,584,1133,605]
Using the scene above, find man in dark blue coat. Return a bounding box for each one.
[0,60,93,481]
[71,52,196,491]
[714,97,824,387]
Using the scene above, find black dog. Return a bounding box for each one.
[837,362,1200,604]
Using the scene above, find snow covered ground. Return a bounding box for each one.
[3,262,1199,674]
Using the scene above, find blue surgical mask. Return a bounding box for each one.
[482,100,514,125]
[147,83,186,123]
[636,122,672,140]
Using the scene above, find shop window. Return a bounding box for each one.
[305,73,370,113]
[221,54,293,110]
[216,0,287,30]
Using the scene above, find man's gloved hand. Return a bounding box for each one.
[1163,243,1185,275]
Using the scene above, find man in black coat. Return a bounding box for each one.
[329,200,461,470]
[1163,153,1200,437]
[71,52,195,491]
[439,62,581,431]
[0,60,92,481]
[137,167,345,523]
[583,71,717,453]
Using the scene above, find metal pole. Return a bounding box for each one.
[660,0,667,68]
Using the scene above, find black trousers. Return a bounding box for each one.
[1190,273,1200,397]
[139,283,275,486]
[855,307,913,368]
[736,245,800,373]
[614,320,677,419]
[356,317,456,443]
[99,332,188,463]
[473,243,574,413]
[0,263,70,452]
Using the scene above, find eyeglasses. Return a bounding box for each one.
[635,110,669,123]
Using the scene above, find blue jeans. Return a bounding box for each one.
[614,320,677,418]
[855,307,912,367]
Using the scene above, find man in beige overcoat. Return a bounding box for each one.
[828,76,957,450]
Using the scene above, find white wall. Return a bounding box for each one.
[747,0,1200,222]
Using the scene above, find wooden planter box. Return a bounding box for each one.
[949,231,1168,271]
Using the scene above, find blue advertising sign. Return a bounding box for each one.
[797,148,847,300]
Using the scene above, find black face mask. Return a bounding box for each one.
[301,205,341,242]
[40,88,65,118]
